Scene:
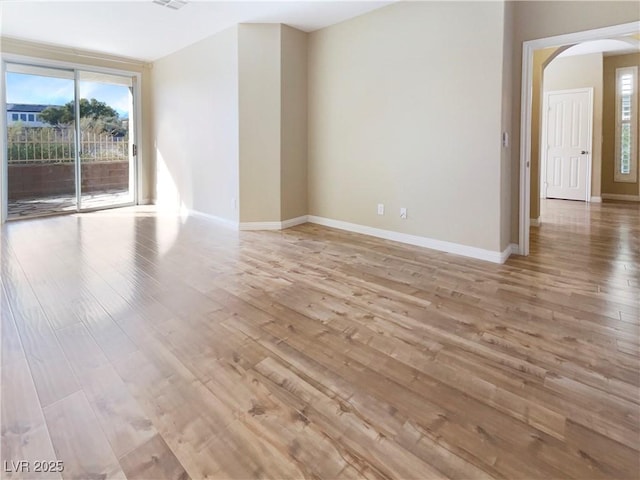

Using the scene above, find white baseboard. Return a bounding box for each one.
[186,211,308,231]
[307,215,510,264]
[184,211,514,264]
[239,215,308,231]
[499,243,520,263]
[590,196,602,203]
[530,217,541,227]
[239,221,281,231]
[188,209,239,230]
[281,215,308,229]
[602,193,640,202]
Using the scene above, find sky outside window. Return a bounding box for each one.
[6,72,129,116]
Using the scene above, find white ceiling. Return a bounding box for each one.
[557,38,640,58]
[0,0,394,62]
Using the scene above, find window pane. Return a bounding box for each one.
[620,123,631,174]
[615,67,637,182]
[621,94,631,121]
[620,74,633,94]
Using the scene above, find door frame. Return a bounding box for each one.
[0,53,142,224]
[518,21,640,256]
[540,87,594,202]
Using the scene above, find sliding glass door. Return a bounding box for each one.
[5,64,77,218]
[78,71,135,210]
[4,62,137,220]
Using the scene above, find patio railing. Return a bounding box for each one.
[7,126,128,164]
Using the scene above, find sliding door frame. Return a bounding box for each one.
[74,69,82,210]
[0,53,142,223]
[1,59,7,223]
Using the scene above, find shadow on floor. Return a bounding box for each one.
[8,189,132,218]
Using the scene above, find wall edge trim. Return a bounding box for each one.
[188,209,239,230]
[307,215,509,264]
[602,193,640,202]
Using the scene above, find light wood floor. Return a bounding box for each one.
[1,199,638,479]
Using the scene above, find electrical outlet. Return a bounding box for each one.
[377,204,384,215]
[400,207,407,219]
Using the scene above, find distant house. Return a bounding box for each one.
[7,104,53,127]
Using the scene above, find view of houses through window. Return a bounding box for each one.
[7,105,48,126]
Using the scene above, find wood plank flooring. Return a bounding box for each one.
[1,199,638,479]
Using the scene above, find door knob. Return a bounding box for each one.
[581,150,588,154]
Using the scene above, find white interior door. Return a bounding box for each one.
[542,89,593,201]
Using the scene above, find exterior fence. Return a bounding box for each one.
[7,126,128,164]
[7,126,130,199]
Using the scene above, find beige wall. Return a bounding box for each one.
[500,0,515,250]
[280,25,308,221]
[530,47,561,221]
[238,24,281,223]
[510,1,640,242]
[151,23,307,225]
[602,52,640,196]
[308,1,507,252]
[237,24,308,223]
[0,37,154,204]
[542,53,604,200]
[151,26,239,221]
